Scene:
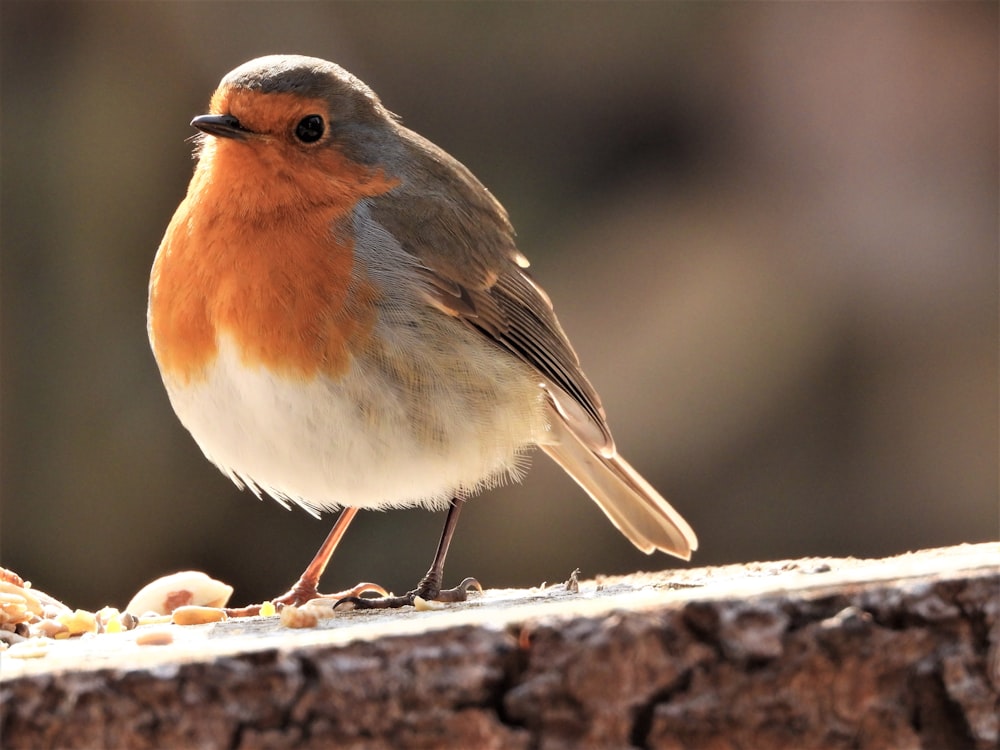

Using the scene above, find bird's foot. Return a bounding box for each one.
[277,578,388,608]
[334,576,482,610]
[225,580,387,618]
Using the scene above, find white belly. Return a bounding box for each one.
[163,326,550,514]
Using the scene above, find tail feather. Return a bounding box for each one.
[541,416,697,559]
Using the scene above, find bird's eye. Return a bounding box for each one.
[295,115,325,143]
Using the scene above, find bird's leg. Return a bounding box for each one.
[336,497,481,610]
[278,506,390,605]
[227,507,386,616]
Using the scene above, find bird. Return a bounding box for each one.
[148,54,697,609]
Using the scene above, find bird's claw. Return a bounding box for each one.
[334,576,482,610]
[436,576,483,602]
[308,581,389,606]
[226,580,388,617]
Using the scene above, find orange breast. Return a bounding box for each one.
[149,139,398,384]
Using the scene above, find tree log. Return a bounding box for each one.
[2,543,997,749]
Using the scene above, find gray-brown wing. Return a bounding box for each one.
[370,124,613,453]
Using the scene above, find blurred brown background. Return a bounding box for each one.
[2,2,997,611]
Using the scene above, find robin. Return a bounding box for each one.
[148,55,697,609]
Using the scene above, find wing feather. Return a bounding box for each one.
[370,124,613,452]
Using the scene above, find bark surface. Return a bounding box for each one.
[2,544,997,749]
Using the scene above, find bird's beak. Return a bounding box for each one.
[190,114,251,140]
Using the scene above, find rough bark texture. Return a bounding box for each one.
[2,544,997,749]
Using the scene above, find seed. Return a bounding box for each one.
[171,605,228,626]
[279,605,318,629]
[135,629,174,646]
[6,638,51,659]
[57,609,98,636]
[33,618,69,639]
[126,571,234,616]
